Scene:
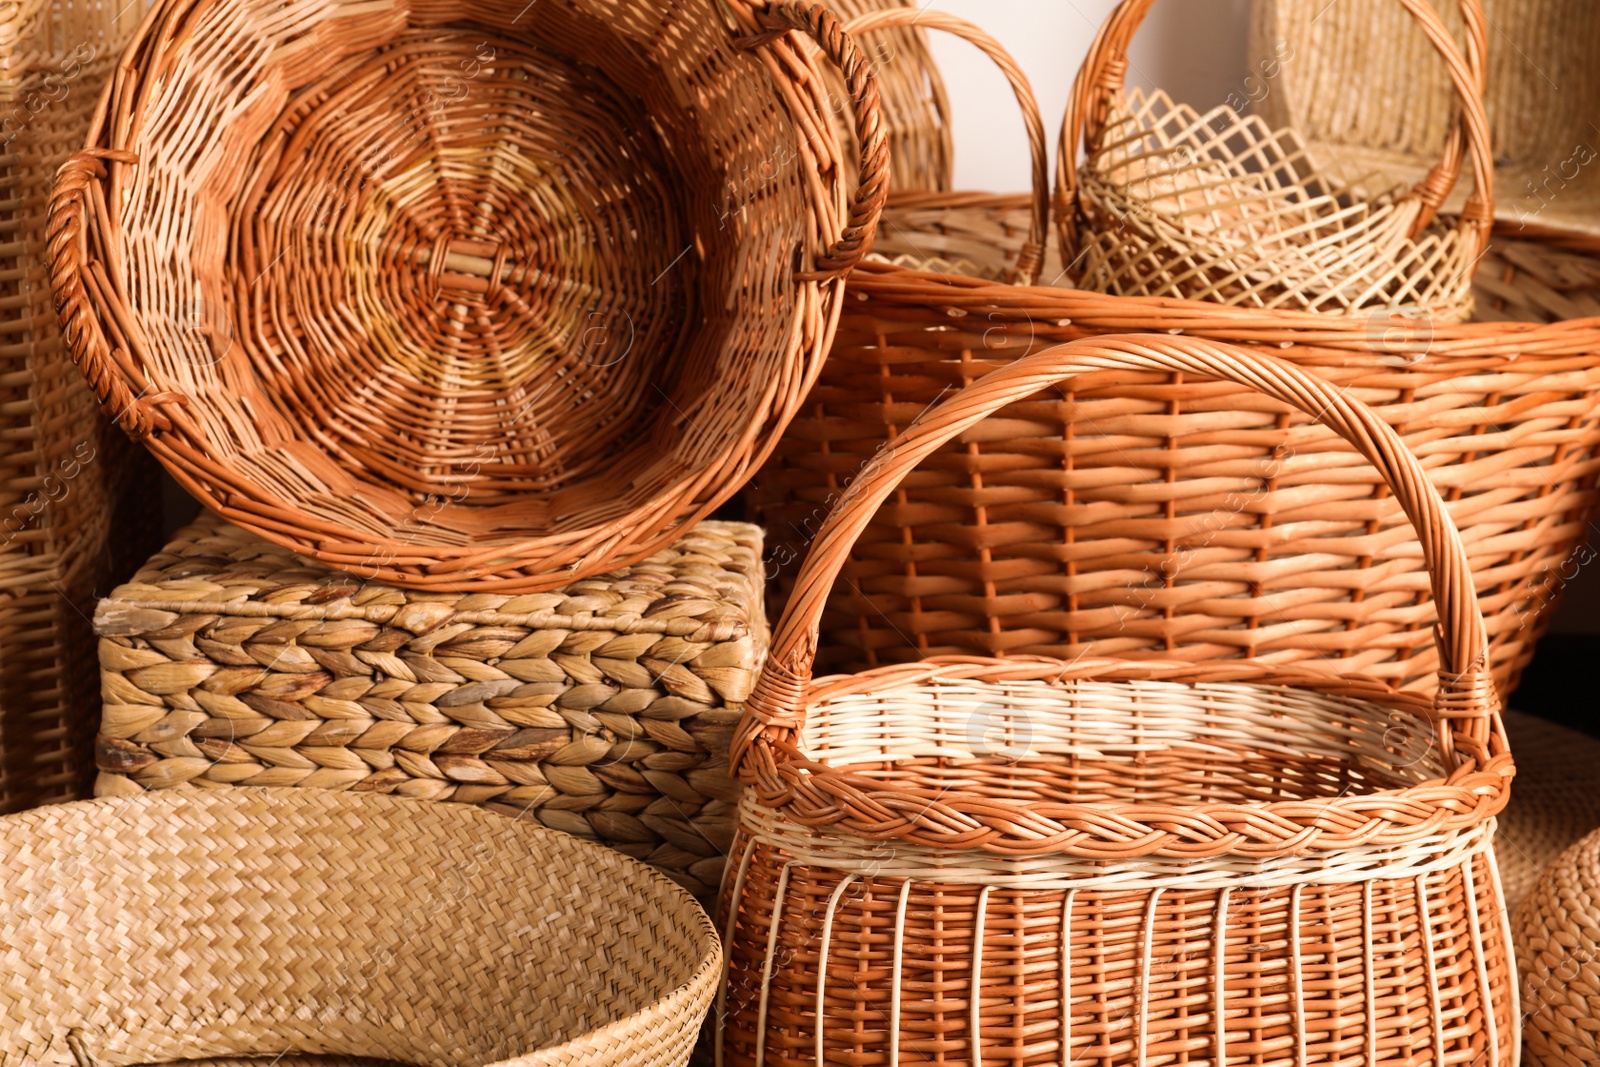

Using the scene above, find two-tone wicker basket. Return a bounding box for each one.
[722,336,1517,1067]
[49,0,891,592]
[0,787,720,1066]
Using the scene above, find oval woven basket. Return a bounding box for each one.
[1058,0,1494,319]
[1,787,720,1066]
[1252,0,1600,249]
[721,335,1517,1067]
[48,0,888,592]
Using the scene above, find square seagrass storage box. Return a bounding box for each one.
[93,513,766,900]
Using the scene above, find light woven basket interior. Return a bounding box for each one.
[116,0,809,543]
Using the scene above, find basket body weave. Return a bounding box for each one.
[0,0,161,812]
[93,513,766,902]
[0,787,719,1066]
[752,250,1600,697]
[1515,827,1600,1067]
[723,338,1517,1067]
[50,0,888,592]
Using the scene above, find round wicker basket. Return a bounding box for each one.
[724,335,1517,1067]
[0,787,720,1066]
[1496,709,1600,915]
[1517,827,1600,1067]
[48,0,888,591]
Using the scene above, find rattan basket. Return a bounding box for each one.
[0,0,163,812]
[1495,710,1600,915]
[1058,0,1494,319]
[1516,827,1600,1067]
[1252,0,1600,249]
[1,786,720,1066]
[720,335,1517,1067]
[48,0,889,593]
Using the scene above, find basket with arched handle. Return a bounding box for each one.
[48,0,887,592]
[721,335,1517,1067]
[1057,0,1494,319]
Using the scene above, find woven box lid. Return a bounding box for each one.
[94,512,767,901]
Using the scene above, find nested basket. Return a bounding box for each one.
[0,0,163,813]
[720,336,1517,1067]
[48,0,889,592]
[1059,0,1494,319]
[750,6,1600,698]
[1252,0,1600,249]
[3,786,720,1066]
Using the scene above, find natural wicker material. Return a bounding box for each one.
[93,513,766,903]
[1058,0,1494,319]
[1253,0,1600,248]
[1494,710,1600,916]
[822,0,951,194]
[0,0,162,813]
[47,0,889,592]
[1516,827,1600,1067]
[0,786,720,1066]
[751,233,1600,696]
[720,335,1517,1067]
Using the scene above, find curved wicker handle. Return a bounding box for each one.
[739,2,889,278]
[1056,0,1494,258]
[48,149,186,440]
[840,8,1049,285]
[732,334,1497,782]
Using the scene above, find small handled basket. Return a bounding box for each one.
[1059,0,1494,319]
[1,787,720,1066]
[720,336,1517,1067]
[48,0,887,592]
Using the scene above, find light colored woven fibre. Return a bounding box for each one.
[1060,0,1495,319]
[1,787,720,1067]
[1495,710,1600,915]
[1517,827,1600,1067]
[93,513,766,903]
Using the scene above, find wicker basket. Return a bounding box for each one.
[719,335,1517,1067]
[0,786,719,1066]
[92,512,766,903]
[1495,710,1600,915]
[1058,0,1494,319]
[1516,827,1600,1067]
[822,0,951,194]
[47,0,889,593]
[0,0,163,813]
[1252,0,1600,249]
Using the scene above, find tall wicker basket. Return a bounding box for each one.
[720,336,1517,1067]
[0,0,159,812]
[49,0,890,592]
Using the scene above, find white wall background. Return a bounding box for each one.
[924,0,1253,191]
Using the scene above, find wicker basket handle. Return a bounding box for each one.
[48,149,189,440]
[732,334,1497,783]
[1056,0,1494,258]
[839,8,1049,285]
[739,2,890,278]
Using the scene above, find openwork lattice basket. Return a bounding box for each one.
[1,787,720,1066]
[721,336,1517,1067]
[49,0,888,591]
[1059,0,1494,319]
